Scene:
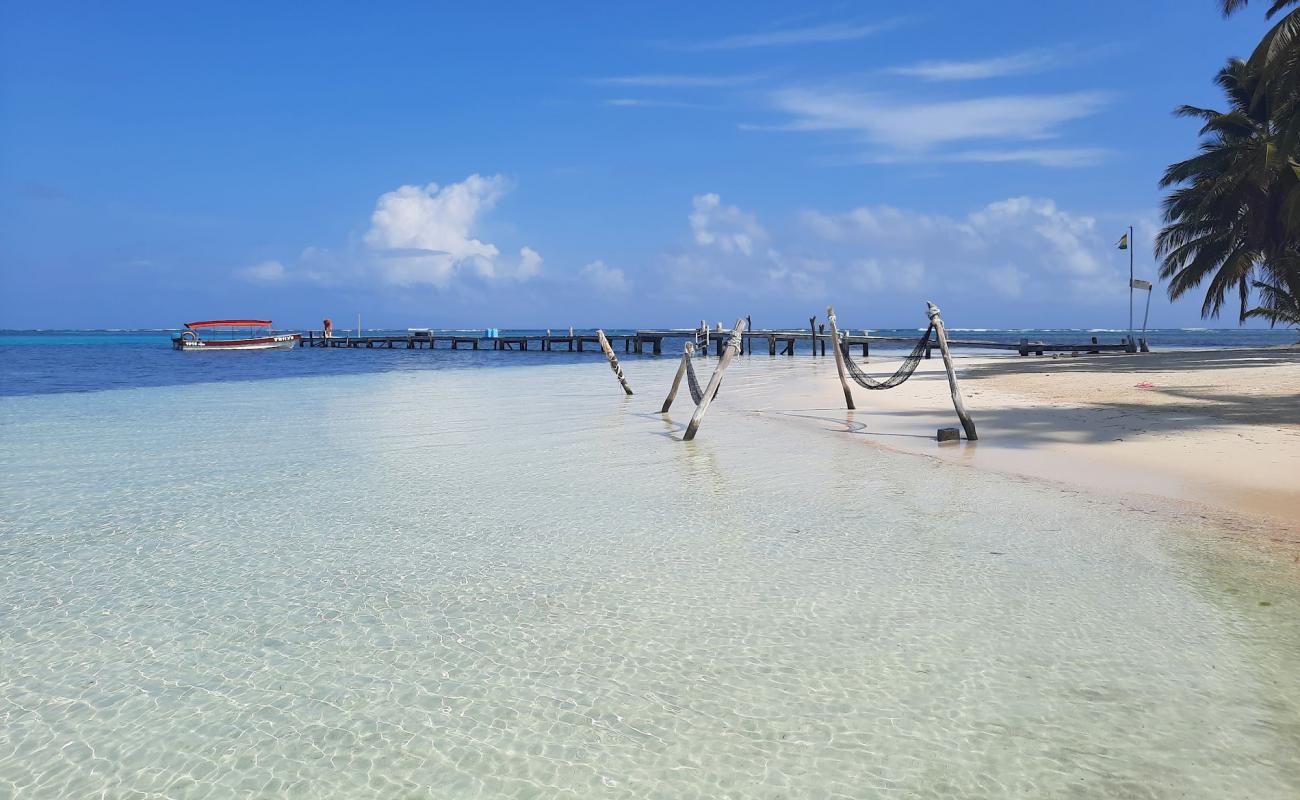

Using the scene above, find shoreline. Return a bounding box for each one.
[711,345,1300,546]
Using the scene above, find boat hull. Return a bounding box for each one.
[174,334,301,351]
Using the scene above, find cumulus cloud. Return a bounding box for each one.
[516,247,543,280]
[801,196,1121,300]
[661,195,825,299]
[363,174,523,286]
[690,193,768,256]
[241,174,542,289]
[660,192,1123,310]
[580,259,629,294]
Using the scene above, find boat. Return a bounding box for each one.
[171,320,301,351]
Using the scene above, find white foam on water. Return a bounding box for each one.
[1,360,1298,798]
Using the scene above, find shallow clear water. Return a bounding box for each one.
[2,359,1298,798]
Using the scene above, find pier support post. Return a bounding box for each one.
[596,330,634,396]
[684,318,745,441]
[926,302,978,441]
[660,341,694,413]
[826,306,855,410]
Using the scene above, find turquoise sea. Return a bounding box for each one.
[1,333,1298,798]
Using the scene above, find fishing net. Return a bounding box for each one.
[841,325,933,390]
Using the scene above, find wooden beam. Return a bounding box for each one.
[826,306,855,410]
[596,329,634,395]
[926,302,978,441]
[660,341,694,413]
[684,318,745,441]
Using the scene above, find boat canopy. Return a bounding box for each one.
[184,320,272,329]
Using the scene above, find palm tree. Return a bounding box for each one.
[1220,1,1296,16]
[1244,261,1300,334]
[1156,59,1297,319]
[1220,1,1300,156]
[1216,2,1300,329]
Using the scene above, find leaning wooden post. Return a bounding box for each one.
[596,329,633,396]
[809,315,817,356]
[926,302,977,441]
[660,341,694,413]
[826,306,856,410]
[684,319,745,441]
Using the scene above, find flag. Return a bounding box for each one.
[1130,278,1151,290]
[1116,233,1128,250]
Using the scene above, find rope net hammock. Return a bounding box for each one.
[685,349,724,405]
[841,324,933,390]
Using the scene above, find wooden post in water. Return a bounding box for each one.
[809,316,817,356]
[684,319,745,441]
[826,306,856,410]
[660,341,694,413]
[926,302,978,441]
[596,330,633,395]
[745,315,752,355]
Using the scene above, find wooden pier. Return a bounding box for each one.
[298,328,1142,357]
[300,330,673,353]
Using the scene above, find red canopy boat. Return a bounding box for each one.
[171,320,301,351]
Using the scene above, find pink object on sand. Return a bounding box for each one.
[1135,381,1156,389]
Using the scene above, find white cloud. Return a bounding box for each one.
[690,193,768,256]
[357,174,544,286]
[236,260,287,283]
[676,20,898,50]
[653,192,1126,312]
[889,49,1063,81]
[580,259,629,294]
[234,175,540,289]
[516,247,543,280]
[363,175,511,286]
[762,88,1110,166]
[933,147,1108,167]
[802,196,1121,299]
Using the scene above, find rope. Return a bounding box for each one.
[841,325,933,390]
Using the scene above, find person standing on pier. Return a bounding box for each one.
[323,318,333,339]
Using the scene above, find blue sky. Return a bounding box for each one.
[0,1,1278,329]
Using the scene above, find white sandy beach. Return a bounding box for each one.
[718,346,1300,543]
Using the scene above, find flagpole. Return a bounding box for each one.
[1128,224,1134,343]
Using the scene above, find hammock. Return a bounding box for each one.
[841,325,933,390]
[686,350,723,404]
